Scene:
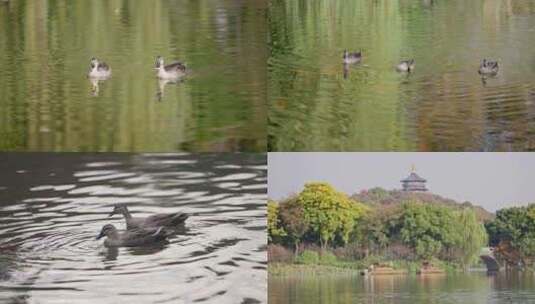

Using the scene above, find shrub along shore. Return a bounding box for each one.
[268,183,535,274]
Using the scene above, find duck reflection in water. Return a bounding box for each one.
[156,78,184,101]
[101,242,169,262]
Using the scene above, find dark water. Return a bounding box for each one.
[0,153,267,303]
[269,271,535,304]
[0,0,267,152]
[268,0,535,151]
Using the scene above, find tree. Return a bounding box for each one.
[279,196,309,256]
[268,200,286,243]
[297,182,367,249]
[352,207,396,255]
[395,202,458,260]
[486,204,535,265]
[454,208,488,269]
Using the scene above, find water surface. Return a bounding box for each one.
[269,0,535,151]
[0,0,267,152]
[0,153,267,303]
[269,271,535,304]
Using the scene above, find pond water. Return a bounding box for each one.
[269,271,535,304]
[0,0,267,152]
[0,153,267,303]
[269,0,535,151]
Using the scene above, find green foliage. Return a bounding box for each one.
[395,202,459,259]
[393,202,487,266]
[319,252,338,264]
[486,204,535,259]
[272,184,490,268]
[351,207,395,253]
[456,208,488,268]
[295,250,320,265]
[298,182,368,248]
[268,200,286,243]
[292,250,338,266]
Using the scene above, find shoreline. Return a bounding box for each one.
[268,263,497,277]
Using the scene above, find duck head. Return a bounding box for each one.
[90,58,99,69]
[96,224,118,240]
[343,50,348,58]
[155,56,164,69]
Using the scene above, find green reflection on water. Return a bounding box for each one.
[268,0,535,152]
[0,0,267,152]
[269,270,535,304]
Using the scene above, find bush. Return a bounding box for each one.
[295,250,320,264]
[319,251,338,264]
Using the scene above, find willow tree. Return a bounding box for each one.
[298,182,367,250]
[455,208,488,270]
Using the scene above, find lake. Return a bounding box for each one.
[269,270,535,304]
[268,0,535,151]
[0,153,267,303]
[0,0,267,152]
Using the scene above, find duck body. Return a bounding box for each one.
[96,224,168,247]
[88,58,111,78]
[343,50,362,64]
[396,59,415,72]
[110,204,189,230]
[479,59,499,75]
[155,56,186,80]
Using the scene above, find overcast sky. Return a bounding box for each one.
[268,153,535,212]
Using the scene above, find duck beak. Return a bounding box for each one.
[96,231,104,240]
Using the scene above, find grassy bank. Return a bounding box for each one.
[269,249,462,276]
[269,263,360,276]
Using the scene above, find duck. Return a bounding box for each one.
[96,224,168,247]
[478,59,499,75]
[396,59,415,72]
[87,58,111,78]
[343,50,362,64]
[155,56,186,79]
[109,204,188,230]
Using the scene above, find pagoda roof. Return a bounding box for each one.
[401,172,426,183]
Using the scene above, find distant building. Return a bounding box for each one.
[401,166,427,192]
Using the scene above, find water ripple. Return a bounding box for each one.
[0,153,267,303]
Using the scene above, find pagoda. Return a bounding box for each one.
[401,165,427,192]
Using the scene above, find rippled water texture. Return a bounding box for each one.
[0,153,267,303]
[0,0,267,152]
[268,0,535,151]
[269,271,535,304]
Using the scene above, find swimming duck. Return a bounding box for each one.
[396,59,415,72]
[155,56,186,79]
[96,224,168,247]
[109,204,188,230]
[343,50,362,64]
[87,58,111,78]
[478,59,499,75]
